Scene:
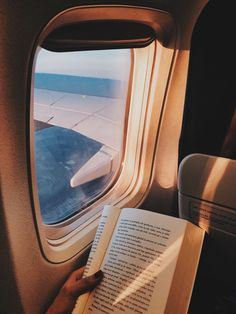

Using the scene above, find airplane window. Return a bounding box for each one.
[33,48,131,224]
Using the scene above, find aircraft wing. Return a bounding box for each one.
[34,88,124,186]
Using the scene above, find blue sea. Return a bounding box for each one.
[35,73,127,98]
[35,126,107,224]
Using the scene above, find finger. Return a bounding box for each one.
[70,270,103,297]
[69,266,86,282]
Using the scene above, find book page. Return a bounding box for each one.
[73,205,121,314]
[83,208,187,314]
[164,223,205,314]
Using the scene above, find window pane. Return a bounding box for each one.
[33,48,131,224]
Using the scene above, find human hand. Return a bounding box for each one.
[46,267,103,314]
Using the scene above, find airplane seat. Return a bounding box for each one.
[177,0,236,263]
[178,153,236,313]
[178,153,236,255]
[177,1,236,311]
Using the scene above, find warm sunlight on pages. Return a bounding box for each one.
[113,236,183,305]
[73,206,204,314]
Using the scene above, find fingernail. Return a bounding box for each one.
[94,270,103,279]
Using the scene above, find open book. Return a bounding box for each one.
[73,205,205,314]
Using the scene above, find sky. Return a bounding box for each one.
[35,48,131,81]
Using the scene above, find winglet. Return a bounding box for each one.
[70,146,119,187]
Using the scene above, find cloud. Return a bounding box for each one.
[35,49,131,81]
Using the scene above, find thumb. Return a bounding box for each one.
[70,270,103,297]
